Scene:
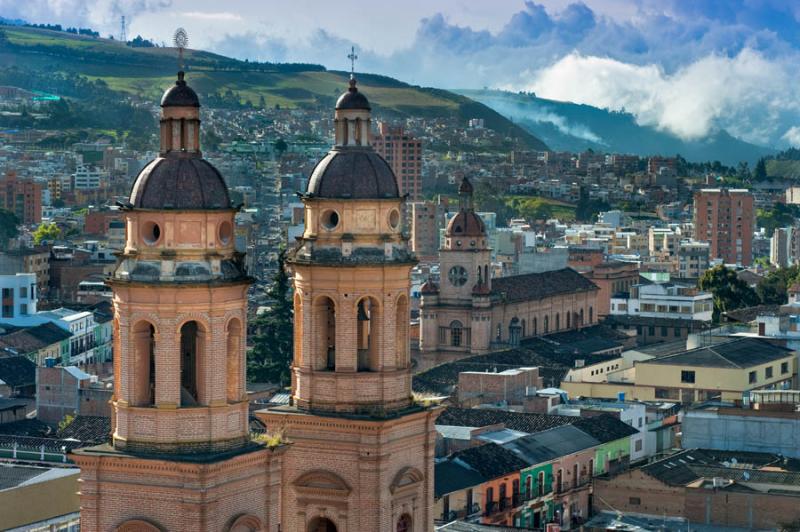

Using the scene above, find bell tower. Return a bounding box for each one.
[258,76,439,532]
[71,71,282,532]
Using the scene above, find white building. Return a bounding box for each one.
[72,165,105,190]
[0,273,37,320]
[610,281,713,322]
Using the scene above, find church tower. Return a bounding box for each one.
[420,178,493,358]
[258,77,439,532]
[72,72,282,532]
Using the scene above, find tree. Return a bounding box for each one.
[33,222,61,244]
[754,157,768,182]
[699,265,760,322]
[273,138,288,157]
[756,265,800,305]
[0,209,19,248]
[248,250,293,385]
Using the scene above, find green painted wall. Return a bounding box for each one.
[593,437,630,475]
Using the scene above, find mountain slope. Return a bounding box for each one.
[458,89,774,165]
[0,25,546,150]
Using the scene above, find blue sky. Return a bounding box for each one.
[2,0,800,147]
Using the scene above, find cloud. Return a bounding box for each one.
[782,127,800,147]
[0,0,172,32]
[182,11,242,22]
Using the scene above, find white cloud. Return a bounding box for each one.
[182,11,242,22]
[524,49,797,144]
[782,126,800,147]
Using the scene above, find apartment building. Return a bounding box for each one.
[693,188,754,266]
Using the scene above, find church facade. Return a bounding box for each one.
[419,179,600,367]
[72,72,438,531]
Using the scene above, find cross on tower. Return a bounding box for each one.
[174,27,189,71]
[347,46,358,79]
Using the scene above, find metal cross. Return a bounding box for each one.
[347,46,358,79]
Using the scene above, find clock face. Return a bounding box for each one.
[448,266,468,287]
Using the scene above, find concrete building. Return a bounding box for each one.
[410,199,444,261]
[0,464,80,532]
[610,281,713,322]
[36,364,92,424]
[71,165,105,190]
[0,273,37,321]
[693,188,754,266]
[0,171,42,224]
[561,337,795,404]
[568,249,639,318]
[677,240,710,279]
[0,248,50,299]
[770,226,800,268]
[682,389,800,458]
[372,121,423,200]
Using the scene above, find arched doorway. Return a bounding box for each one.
[308,517,337,532]
[397,513,412,532]
[133,321,156,406]
[356,296,381,371]
[226,318,242,403]
[313,296,336,371]
[450,320,463,347]
[509,317,521,346]
[180,320,204,406]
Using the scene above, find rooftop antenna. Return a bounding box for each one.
[347,45,358,80]
[119,15,127,42]
[173,27,189,72]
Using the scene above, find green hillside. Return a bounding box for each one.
[0,25,546,149]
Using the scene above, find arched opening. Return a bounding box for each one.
[544,315,549,334]
[294,293,303,364]
[579,308,584,326]
[357,297,381,371]
[397,513,412,532]
[116,519,163,532]
[395,295,409,368]
[308,517,337,532]
[589,306,594,323]
[509,317,521,346]
[450,320,463,347]
[180,321,204,406]
[538,471,545,496]
[525,475,533,498]
[521,319,526,338]
[567,312,571,329]
[133,321,155,406]
[226,318,242,403]
[555,313,560,331]
[533,317,537,336]
[313,297,336,371]
[227,514,263,532]
[484,265,488,284]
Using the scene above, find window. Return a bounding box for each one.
[749,371,757,384]
[782,361,789,374]
[629,497,641,505]
[674,327,681,337]
[765,366,773,379]
[661,326,668,337]
[20,303,27,315]
[681,370,695,383]
[19,286,26,298]
[450,321,463,347]
[635,439,643,452]
[638,417,643,428]
[648,326,655,336]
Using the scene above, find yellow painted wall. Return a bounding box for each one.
[0,469,80,530]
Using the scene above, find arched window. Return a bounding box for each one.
[555,313,560,331]
[133,321,155,406]
[357,297,381,371]
[521,319,526,338]
[509,317,521,346]
[396,295,409,368]
[308,517,337,532]
[313,297,336,371]
[589,306,594,323]
[180,321,204,406]
[579,308,584,326]
[450,320,463,347]
[525,475,533,498]
[567,312,571,329]
[226,318,242,403]
[538,471,545,496]
[533,317,537,336]
[544,315,549,333]
[397,514,412,532]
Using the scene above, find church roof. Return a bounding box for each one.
[445,210,486,238]
[491,268,598,302]
[161,71,200,108]
[335,78,370,110]
[129,155,231,210]
[305,148,399,199]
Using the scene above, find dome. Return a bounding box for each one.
[129,155,231,209]
[335,78,370,111]
[161,71,200,108]
[446,210,486,237]
[306,148,399,199]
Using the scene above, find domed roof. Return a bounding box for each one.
[446,210,486,237]
[306,148,399,199]
[129,155,231,209]
[161,71,200,108]
[335,78,370,111]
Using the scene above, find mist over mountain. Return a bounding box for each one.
[459,89,775,166]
